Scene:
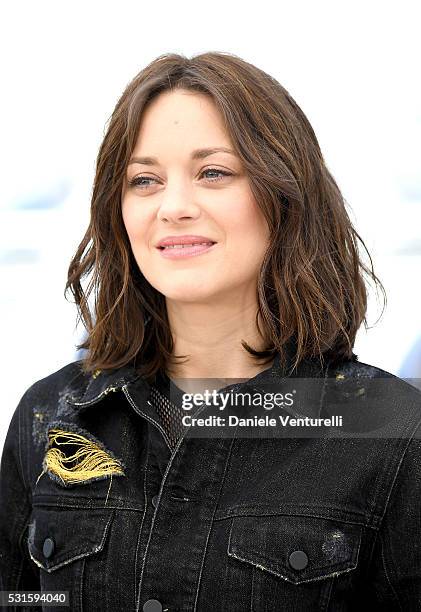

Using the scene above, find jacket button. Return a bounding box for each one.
[42,537,55,559]
[288,550,308,570]
[151,495,159,508]
[143,599,163,612]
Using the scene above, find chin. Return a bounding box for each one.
[163,288,215,303]
[151,273,215,298]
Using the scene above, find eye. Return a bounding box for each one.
[128,175,158,189]
[128,167,233,190]
[200,168,233,183]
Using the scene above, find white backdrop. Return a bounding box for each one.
[1,0,420,452]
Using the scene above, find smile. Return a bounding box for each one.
[157,242,217,259]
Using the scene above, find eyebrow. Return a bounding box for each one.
[128,147,237,166]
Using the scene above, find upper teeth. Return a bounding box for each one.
[162,242,212,249]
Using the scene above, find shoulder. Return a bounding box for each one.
[330,356,421,400]
[16,358,140,425]
[1,361,92,490]
[19,360,90,408]
[327,356,421,440]
[9,361,92,447]
[9,359,139,477]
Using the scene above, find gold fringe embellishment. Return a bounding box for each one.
[42,428,125,486]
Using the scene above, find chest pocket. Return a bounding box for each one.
[27,505,114,612]
[227,513,363,611]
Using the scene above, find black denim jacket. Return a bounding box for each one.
[1,351,421,612]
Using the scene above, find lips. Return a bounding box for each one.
[159,241,215,250]
[156,235,217,249]
[156,238,218,260]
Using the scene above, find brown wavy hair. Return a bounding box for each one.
[65,51,386,379]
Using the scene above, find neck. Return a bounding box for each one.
[164,298,274,380]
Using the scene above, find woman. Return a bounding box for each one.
[1,51,420,611]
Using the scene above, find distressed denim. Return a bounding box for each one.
[1,350,421,611]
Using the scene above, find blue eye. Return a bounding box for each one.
[201,168,232,182]
[128,168,233,189]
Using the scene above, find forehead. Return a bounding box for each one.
[133,90,231,151]
[143,89,219,121]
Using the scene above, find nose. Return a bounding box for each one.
[157,179,201,224]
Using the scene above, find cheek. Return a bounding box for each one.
[122,199,149,249]
[224,198,269,245]
[221,205,269,279]
[121,199,135,238]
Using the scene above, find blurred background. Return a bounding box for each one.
[1,1,420,452]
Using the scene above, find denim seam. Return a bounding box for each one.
[146,399,173,452]
[32,500,145,511]
[368,420,421,609]
[123,386,173,452]
[79,556,86,612]
[228,517,361,584]
[375,417,421,529]
[135,414,231,610]
[214,507,374,527]
[250,565,255,612]
[230,544,360,577]
[227,540,360,585]
[13,396,33,589]
[18,393,30,493]
[16,502,33,592]
[67,383,122,408]
[28,510,114,572]
[68,373,141,407]
[193,435,237,611]
[379,529,403,610]
[367,413,421,526]
[318,358,332,419]
[134,436,150,609]
[320,574,334,611]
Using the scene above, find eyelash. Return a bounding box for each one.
[128,168,233,189]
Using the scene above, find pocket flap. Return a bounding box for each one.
[27,506,114,572]
[227,514,362,584]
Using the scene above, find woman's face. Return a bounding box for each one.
[121,89,270,305]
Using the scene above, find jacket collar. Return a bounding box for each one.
[67,338,299,407]
[67,338,331,420]
[66,361,142,407]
